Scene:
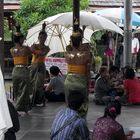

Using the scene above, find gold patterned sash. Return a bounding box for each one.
[14,56,28,65]
[32,54,45,64]
[68,64,86,75]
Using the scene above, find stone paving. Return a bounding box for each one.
[15,97,140,140]
[5,80,140,140]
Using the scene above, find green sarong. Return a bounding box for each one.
[64,74,88,118]
[30,63,46,105]
[12,66,30,112]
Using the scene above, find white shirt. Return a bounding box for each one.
[0,67,13,139]
[132,37,140,54]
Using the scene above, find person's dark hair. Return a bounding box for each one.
[68,90,84,111]
[99,66,108,75]
[39,22,47,37]
[39,30,47,37]
[124,68,135,79]
[109,65,120,74]
[13,35,24,43]
[13,24,24,43]
[71,28,83,48]
[49,66,60,76]
[103,100,121,119]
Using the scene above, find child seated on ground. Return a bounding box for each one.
[45,66,65,102]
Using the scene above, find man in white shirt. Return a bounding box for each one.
[132,34,140,69]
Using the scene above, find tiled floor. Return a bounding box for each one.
[15,98,140,140]
[5,80,140,140]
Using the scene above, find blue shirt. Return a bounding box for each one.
[51,108,90,140]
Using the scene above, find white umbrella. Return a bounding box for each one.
[25,25,93,56]
[134,27,140,34]
[40,11,123,34]
[25,11,123,56]
[95,8,140,27]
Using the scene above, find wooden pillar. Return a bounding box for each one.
[0,0,4,74]
[73,0,80,32]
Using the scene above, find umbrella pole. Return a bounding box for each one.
[73,0,80,31]
[59,36,65,54]
[113,33,118,65]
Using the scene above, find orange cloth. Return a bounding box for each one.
[13,56,28,65]
[32,54,45,64]
[68,64,86,75]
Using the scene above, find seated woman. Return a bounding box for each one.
[92,101,131,140]
[45,66,65,102]
[120,67,140,105]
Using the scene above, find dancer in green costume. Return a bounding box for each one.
[10,24,32,114]
[65,29,92,118]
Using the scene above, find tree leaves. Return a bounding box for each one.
[14,0,89,35]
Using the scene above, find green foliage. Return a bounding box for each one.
[90,30,105,56]
[14,0,89,35]
[4,19,12,41]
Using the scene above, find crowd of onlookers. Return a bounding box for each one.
[3,65,140,140]
[4,62,140,140]
[93,65,140,106]
[50,90,136,140]
[49,65,140,139]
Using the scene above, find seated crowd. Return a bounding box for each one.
[94,65,140,105]
[44,64,140,106]
[6,64,139,140]
[51,90,137,140]
[17,64,139,139]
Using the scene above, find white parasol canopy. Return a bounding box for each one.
[25,25,93,56]
[25,11,123,56]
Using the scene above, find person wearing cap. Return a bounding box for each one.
[30,23,50,106]
[10,24,32,115]
[64,28,92,118]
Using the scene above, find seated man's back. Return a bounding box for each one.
[50,90,90,140]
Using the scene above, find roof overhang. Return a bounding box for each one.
[4,4,20,12]
[88,5,140,13]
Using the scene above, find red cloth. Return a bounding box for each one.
[134,47,138,54]
[104,48,113,56]
[123,78,140,103]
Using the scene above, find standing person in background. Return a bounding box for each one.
[104,32,115,70]
[10,24,32,115]
[64,28,92,118]
[30,22,50,106]
[132,33,140,70]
